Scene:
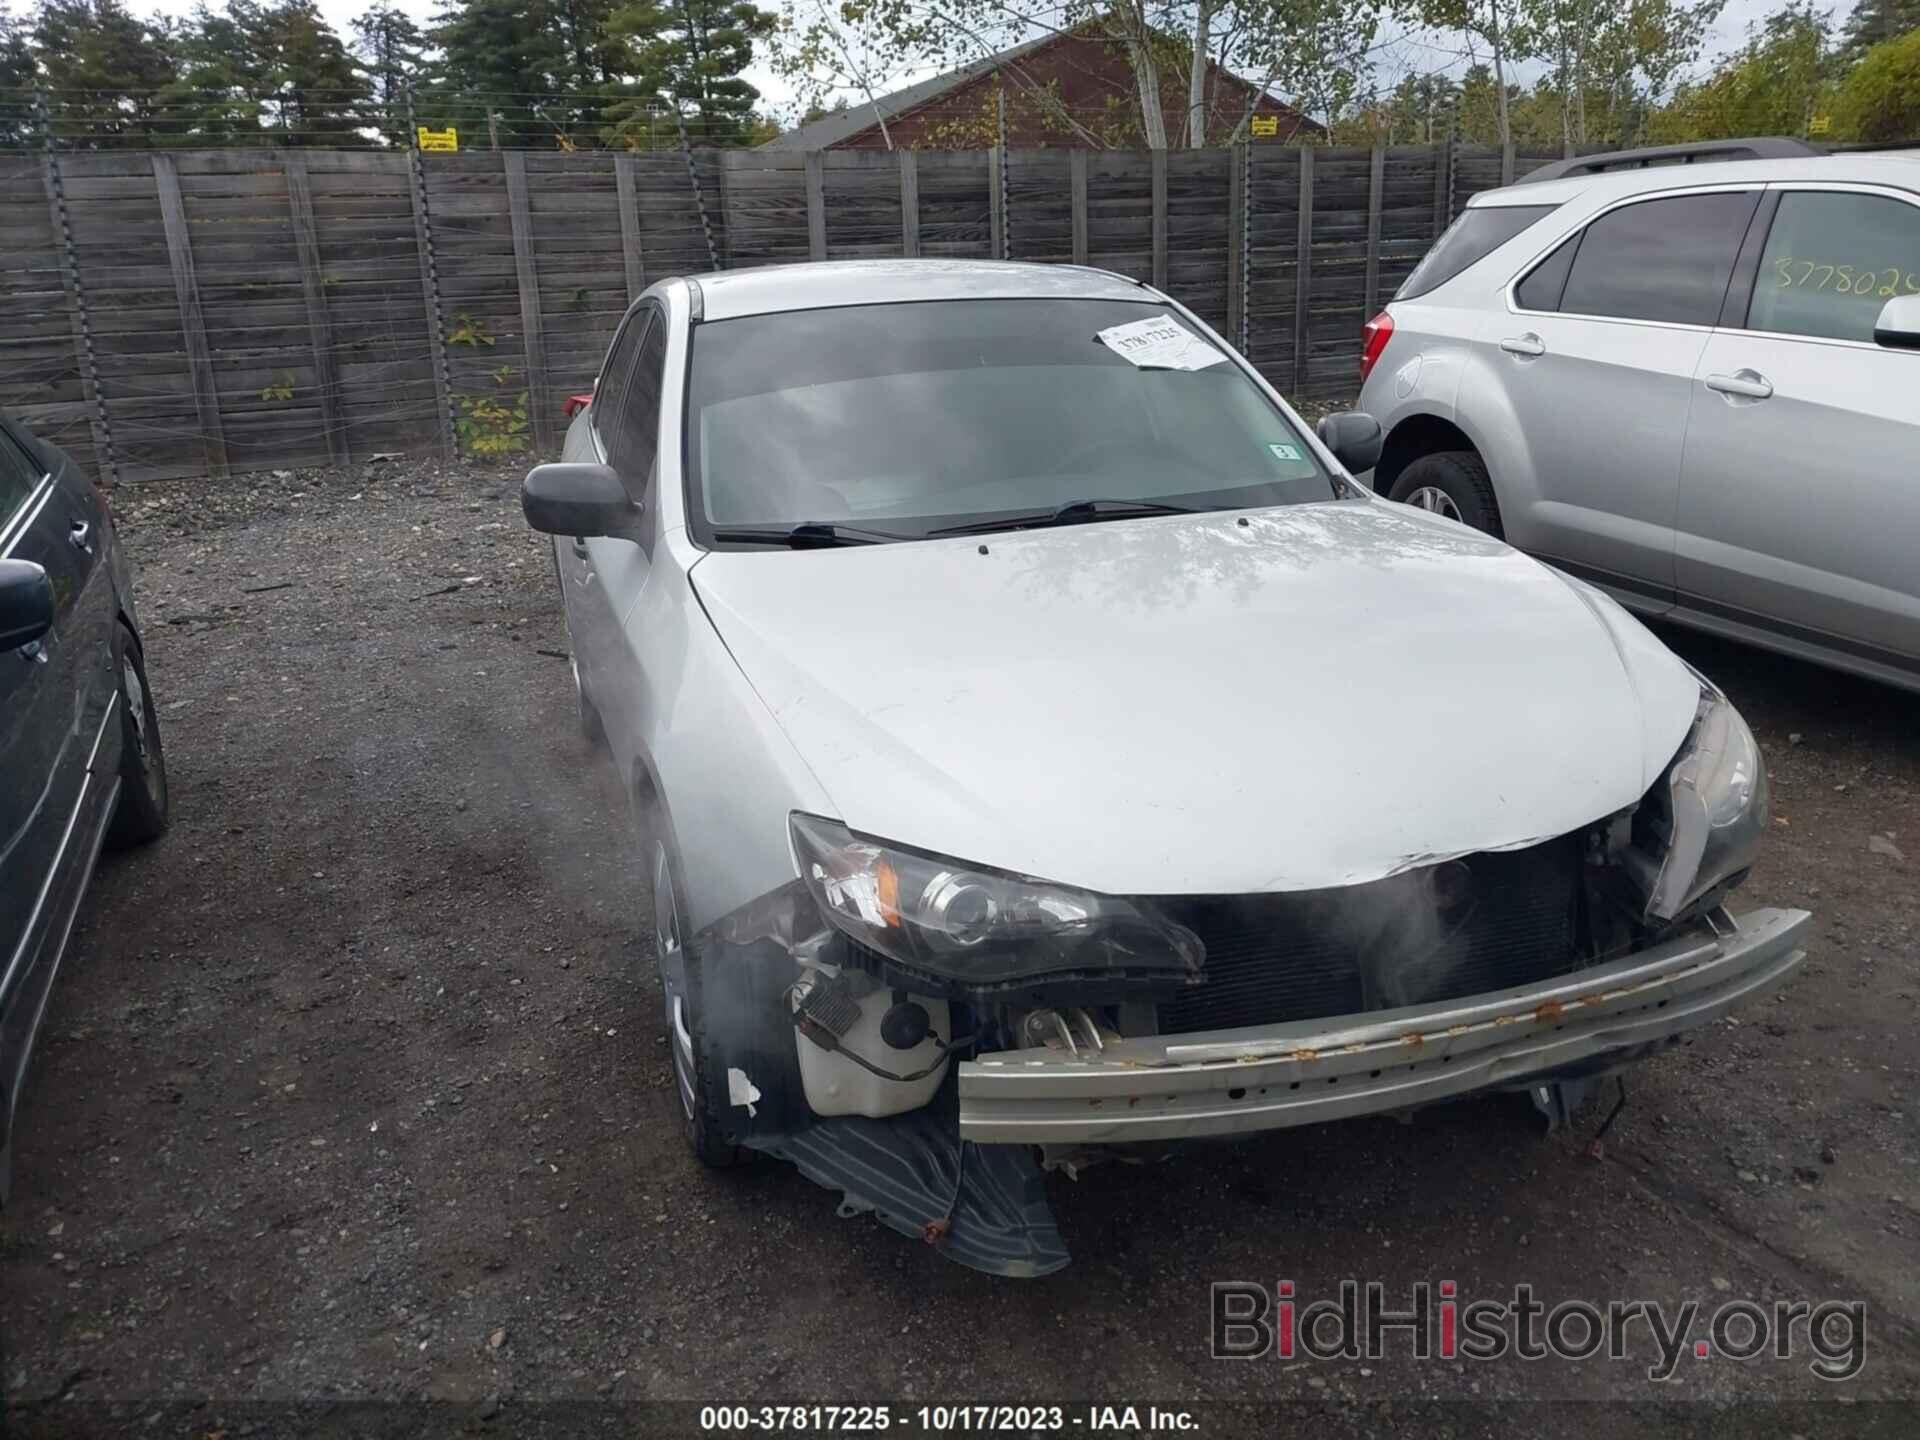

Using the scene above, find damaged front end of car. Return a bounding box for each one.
[681,682,1807,1278]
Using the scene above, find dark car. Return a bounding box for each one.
[0,413,168,1199]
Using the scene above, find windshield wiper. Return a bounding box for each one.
[707,521,913,549]
[928,498,1201,538]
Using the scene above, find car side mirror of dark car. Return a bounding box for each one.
[521,463,637,540]
[0,559,55,652]
[1316,412,1384,475]
[1873,294,1920,351]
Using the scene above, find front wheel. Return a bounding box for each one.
[648,836,749,1168]
[1388,451,1503,538]
[107,623,168,848]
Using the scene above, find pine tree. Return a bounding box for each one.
[607,0,774,144]
[157,1,369,145]
[31,0,179,146]
[1838,0,1920,65]
[1,5,37,147]
[158,1,271,145]
[351,2,425,140]
[260,0,370,144]
[428,0,573,146]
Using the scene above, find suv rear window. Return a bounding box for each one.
[1395,204,1557,301]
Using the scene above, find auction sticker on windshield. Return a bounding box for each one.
[1096,316,1228,371]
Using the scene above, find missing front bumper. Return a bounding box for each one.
[958,906,1810,1144]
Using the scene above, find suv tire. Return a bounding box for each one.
[1389,452,1503,538]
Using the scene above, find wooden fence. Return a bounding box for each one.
[1,141,1570,485]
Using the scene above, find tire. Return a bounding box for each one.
[106,623,168,849]
[1388,451,1503,538]
[647,831,749,1168]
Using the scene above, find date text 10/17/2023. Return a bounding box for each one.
[698,1406,1200,1433]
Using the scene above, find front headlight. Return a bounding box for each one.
[789,813,1202,988]
[1642,686,1770,921]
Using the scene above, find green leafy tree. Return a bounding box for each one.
[1832,24,1920,140]
[1225,0,1385,140]
[1523,0,1720,147]
[1332,68,1459,142]
[1399,0,1533,144]
[352,3,427,140]
[1648,1,1836,141]
[32,0,179,146]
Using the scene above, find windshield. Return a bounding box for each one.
[682,298,1337,545]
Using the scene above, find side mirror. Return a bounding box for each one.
[0,559,55,652]
[1873,294,1920,351]
[521,463,636,539]
[1316,411,1384,475]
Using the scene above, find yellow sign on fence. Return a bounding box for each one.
[1808,115,1831,135]
[1249,114,1279,139]
[417,126,458,152]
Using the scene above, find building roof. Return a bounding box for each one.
[763,32,1059,151]
[688,259,1151,320]
[763,26,1312,150]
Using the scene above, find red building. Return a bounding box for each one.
[765,27,1322,151]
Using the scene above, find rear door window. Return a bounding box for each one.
[1396,204,1557,301]
[1557,191,1760,326]
[1746,191,1920,342]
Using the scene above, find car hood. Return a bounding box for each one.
[690,501,1700,896]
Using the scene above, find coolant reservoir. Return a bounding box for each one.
[792,971,949,1118]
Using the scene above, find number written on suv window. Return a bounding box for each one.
[1748,191,1920,342]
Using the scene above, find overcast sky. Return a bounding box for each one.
[141,0,1845,126]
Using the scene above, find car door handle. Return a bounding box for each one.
[1705,370,1773,400]
[69,520,92,554]
[1499,333,1546,357]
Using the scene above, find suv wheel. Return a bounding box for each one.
[1389,452,1503,538]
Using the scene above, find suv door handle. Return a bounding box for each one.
[1500,333,1546,357]
[69,519,92,554]
[1705,370,1773,400]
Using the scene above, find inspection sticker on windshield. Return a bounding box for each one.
[1096,316,1227,371]
[1267,442,1302,462]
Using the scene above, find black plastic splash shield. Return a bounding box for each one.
[745,1111,1070,1278]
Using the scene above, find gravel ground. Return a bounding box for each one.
[1,457,1916,1437]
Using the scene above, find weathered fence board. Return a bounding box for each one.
[7,141,1590,485]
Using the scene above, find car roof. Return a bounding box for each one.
[688,259,1153,321]
[1470,152,1920,209]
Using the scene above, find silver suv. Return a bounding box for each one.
[1358,140,1920,693]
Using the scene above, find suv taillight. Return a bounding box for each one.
[1360,311,1394,383]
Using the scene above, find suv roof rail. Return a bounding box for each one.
[1515,137,1825,185]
